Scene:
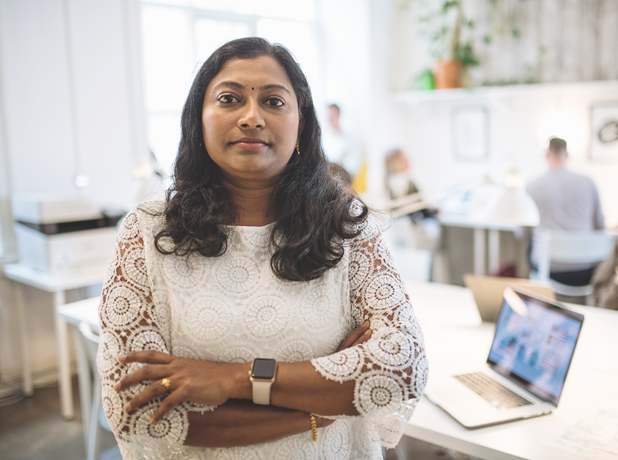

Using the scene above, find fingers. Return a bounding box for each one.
[122,378,171,413]
[350,328,372,348]
[118,350,172,365]
[149,390,185,425]
[336,320,371,352]
[113,364,169,392]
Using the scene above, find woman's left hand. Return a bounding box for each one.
[114,351,245,425]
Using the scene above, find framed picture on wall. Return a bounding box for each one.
[590,102,618,161]
[452,106,489,161]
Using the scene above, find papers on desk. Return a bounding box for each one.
[546,409,618,459]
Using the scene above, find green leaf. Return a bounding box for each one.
[456,42,480,67]
[442,1,460,13]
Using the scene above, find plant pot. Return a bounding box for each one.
[434,60,462,89]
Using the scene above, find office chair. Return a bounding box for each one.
[532,230,615,299]
[74,321,112,460]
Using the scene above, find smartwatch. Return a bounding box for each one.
[249,358,277,405]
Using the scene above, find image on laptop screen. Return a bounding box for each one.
[487,291,583,405]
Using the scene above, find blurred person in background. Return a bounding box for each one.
[526,137,605,286]
[385,149,419,199]
[322,103,366,191]
[384,148,440,252]
[384,148,437,223]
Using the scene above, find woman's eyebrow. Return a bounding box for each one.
[212,81,291,96]
[212,81,244,92]
[260,84,292,96]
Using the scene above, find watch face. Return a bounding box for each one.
[251,358,276,380]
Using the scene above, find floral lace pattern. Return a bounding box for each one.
[97,201,427,459]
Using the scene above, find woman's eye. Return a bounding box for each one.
[218,94,239,104]
[266,98,284,107]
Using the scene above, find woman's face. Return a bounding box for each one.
[202,56,301,187]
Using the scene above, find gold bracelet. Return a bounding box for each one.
[310,413,317,442]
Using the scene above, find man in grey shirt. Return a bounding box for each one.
[526,137,605,285]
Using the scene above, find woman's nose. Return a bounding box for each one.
[238,98,264,129]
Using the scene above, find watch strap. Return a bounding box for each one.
[252,379,273,405]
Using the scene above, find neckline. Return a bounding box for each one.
[224,222,275,231]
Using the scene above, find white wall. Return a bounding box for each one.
[386,88,618,231]
[0,0,138,387]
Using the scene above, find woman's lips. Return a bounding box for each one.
[231,138,269,151]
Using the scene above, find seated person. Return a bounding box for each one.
[591,239,618,310]
[384,148,437,222]
[526,137,605,286]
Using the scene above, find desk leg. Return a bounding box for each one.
[488,229,500,274]
[15,284,33,396]
[54,290,74,420]
[72,326,92,449]
[473,228,486,276]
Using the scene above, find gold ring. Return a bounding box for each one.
[161,378,170,390]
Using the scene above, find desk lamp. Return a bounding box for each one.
[476,169,539,227]
[466,169,539,276]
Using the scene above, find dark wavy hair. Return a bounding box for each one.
[154,37,368,281]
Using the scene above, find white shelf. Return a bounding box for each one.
[394,79,618,104]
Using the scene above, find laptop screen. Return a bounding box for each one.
[487,288,584,406]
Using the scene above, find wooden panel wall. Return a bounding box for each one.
[464,0,618,85]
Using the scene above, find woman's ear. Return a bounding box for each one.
[297,119,305,142]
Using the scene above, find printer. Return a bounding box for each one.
[12,194,125,276]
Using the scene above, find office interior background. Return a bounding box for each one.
[0,0,617,457]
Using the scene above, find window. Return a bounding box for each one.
[140,0,322,174]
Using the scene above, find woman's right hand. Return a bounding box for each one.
[336,320,372,352]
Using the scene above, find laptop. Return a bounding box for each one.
[464,274,555,322]
[424,286,584,429]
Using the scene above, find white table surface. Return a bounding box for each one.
[3,263,107,292]
[438,213,521,232]
[404,281,618,460]
[56,296,101,330]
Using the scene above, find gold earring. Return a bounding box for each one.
[296,144,300,155]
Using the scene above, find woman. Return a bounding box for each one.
[98,37,427,459]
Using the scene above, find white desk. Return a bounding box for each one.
[3,263,105,420]
[405,281,618,460]
[438,213,523,276]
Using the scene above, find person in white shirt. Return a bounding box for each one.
[322,103,364,179]
[97,37,427,460]
[526,137,605,286]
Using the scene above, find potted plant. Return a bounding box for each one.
[415,0,479,89]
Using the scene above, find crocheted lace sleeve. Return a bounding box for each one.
[96,210,202,456]
[311,213,429,448]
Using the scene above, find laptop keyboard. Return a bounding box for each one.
[454,372,534,410]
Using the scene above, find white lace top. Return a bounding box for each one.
[97,201,428,460]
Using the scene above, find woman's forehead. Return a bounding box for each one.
[209,56,294,92]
